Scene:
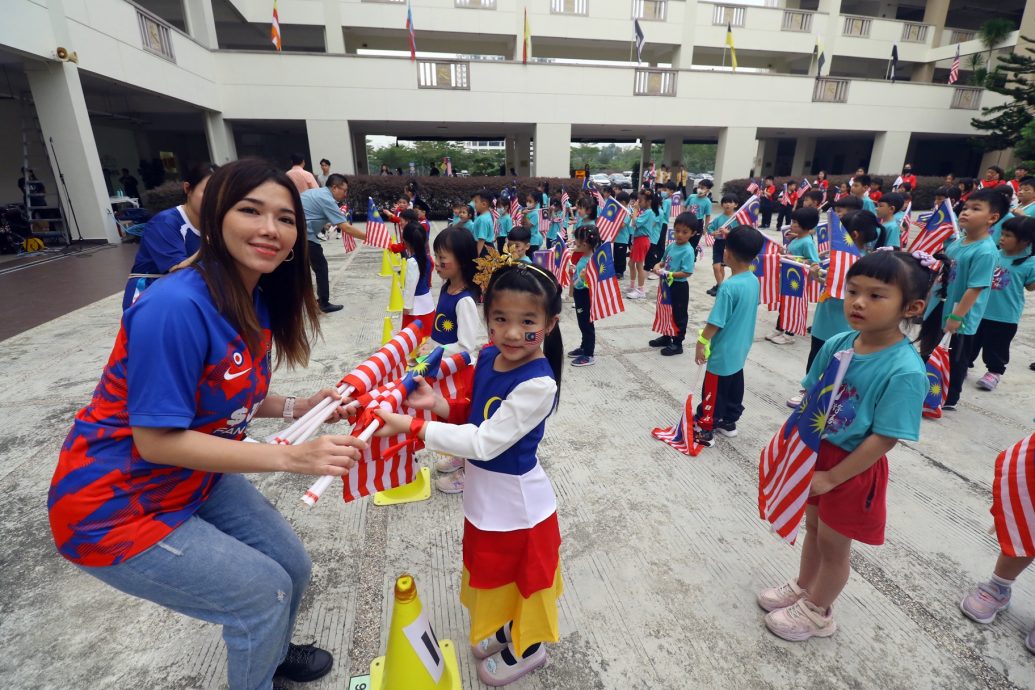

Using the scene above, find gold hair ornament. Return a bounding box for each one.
[473,247,556,292]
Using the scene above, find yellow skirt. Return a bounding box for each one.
[460,563,563,656]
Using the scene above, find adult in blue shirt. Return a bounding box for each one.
[300,174,366,313]
[123,162,216,311]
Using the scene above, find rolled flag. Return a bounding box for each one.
[992,432,1035,557]
[652,364,707,457]
[922,333,951,419]
[652,276,678,336]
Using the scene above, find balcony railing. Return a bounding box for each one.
[712,5,745,27]
[842,16,871,38]
[781,10,812,33]
[813,78,849,103]
[455,0,496,8]
[951,87,982,110]
[417,60,470,89]
[551,0,588,15]
[632,0,667,22]
[137,9,176,62]
[949,29,976,44]
[634,68,676,96]
[901,22,929,43]
[361,0,405,3]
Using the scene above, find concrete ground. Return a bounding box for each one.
[1,229,1034,690]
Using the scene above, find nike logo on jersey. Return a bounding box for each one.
[224,368,252,380]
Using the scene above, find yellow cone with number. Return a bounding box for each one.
[379,249,394,277]
[381,317,395,345]
[387,272,404,313]
[370,574,461,690]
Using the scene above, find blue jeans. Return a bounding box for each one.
[78,474,312,690]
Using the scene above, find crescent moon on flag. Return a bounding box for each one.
[597,250,607,273]
[483,396,503,419]
[435,313,448,331]
[787,267,802,285]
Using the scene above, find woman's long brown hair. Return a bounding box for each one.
[194,158,320,369]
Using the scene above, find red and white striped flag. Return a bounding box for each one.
[825,211,861,300]
[778,258,809,336]
[992,432,1035,557]
[908,200,957,256]
[510,194,522,226]
[948,44,960,85]
[922,333,951,419]
[337,321,424,396]
[805,265,823,303]
[799,177,812,193]
[596,198,629,243]
[364,197,392,249]
[759,349,853,543]
[652,278,678,336]
[271,0,282,50]
[751,236,782,309]
[669,201,684,222]
[560,189,570,208]
[586,243,624,321]
[552,242,572,287]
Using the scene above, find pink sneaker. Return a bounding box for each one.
[764,599,837,641]
[434,454,465,474]
[478,645,548,687]
[472,631,509,660]
[976,372,1001,391]
[757,580,808,612]
[960,582,1010,624]
[434,467,464,494]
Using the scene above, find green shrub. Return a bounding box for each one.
[140,181,186,214]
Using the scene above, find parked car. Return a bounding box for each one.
[608,173,632,189]
[458,170,470,177]
[590,173,611,188]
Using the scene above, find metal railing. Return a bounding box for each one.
[417,60,470,89]
[949,29,976,44]
[632,0,667,21]
[551,0,588,15]
[781,9,812,33]
[842,15,871,38]
[813,78,849,103]
[712,5,745,27]
[137,9,176,62]
[455,0,496,8]
[634,68,677,96]
[901,22,929,43]
[951,87,982,110]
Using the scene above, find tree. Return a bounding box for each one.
[971,34,1035,152]
[978,18,1016,70]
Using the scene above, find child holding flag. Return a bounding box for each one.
[376,257,565,686]
[649,212,700,356]
[523,192,544,254]
[472,189,496,257]
[496,196,513,253]
[706,194,738,296]
[694,225,765,446]
[874,193,906,249]
[758,250,932,642]
[627,190,659,300]
[570,225,601,367]
[767,207,820,346]
[613,191,633,280]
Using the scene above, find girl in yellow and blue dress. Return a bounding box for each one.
[376,256,564,687]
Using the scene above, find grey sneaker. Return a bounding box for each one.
[478,645,548,687]
[960,582,1010,624]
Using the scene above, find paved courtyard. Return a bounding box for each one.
[1,229,1034,689]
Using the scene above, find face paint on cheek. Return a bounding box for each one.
[488,327,496,345]
[524,329,546,346]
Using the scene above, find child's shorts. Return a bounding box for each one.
[631,235,651,263]
[711,238,726,265]
[806,440,888,545]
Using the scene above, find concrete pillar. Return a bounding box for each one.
[790,136,816,177]
[663,134,682,169]
[756,139,779,177]
[306,119,355,175]
[674,0,700,69]
[323,0,345,53]
[534,123,570,178]
[203,112,236,164]
[183,0,218,49]
[515,134,531,176]
[869,131,911,175]
[816,0,841,77]
[911,0,950,83]
[1019,2,1035,56]
[353,132,369,175]
[25,61,118,244]
[714,126,757,191]
[639,136,652,187]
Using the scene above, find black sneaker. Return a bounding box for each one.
[661,344,683,356]
[319,302,344,314]
[649,336,671,348]
[276,642,333,682]
[567,347,584,358]
[694,428,715,447]
[1030,362,1035,371]
[706,285,718,297]
[715,421,738,437]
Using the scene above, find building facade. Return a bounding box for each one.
[1,0,1028,242]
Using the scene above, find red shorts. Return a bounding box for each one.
[630,235,651,263]
[806,441,888,545]
[402,311,434,342]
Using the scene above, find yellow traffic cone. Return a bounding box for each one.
[370,575,461,690]
[387,272,404,314]
[381,316,395,345]
[374,466,431,506]
[379,249,394,277]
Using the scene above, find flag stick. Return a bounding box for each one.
[301,418,382,507]
[269,384,355,445]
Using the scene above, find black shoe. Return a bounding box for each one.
[694,428,715,447]
[715,420,738,437]
[661,344,683,356]
[276,642,333,683]
[1030,362,1035,371]
[567,347,584,358]
[649,336,670,348]
[706,286,718,297]
[319,302,343,314]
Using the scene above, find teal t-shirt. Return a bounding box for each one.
[519,255,533,264]
[802,331,927,453]
[860,196,877,214]
[615,212,632,244]
[661,196,672,225]
[786,235,820,264]
[1014,202,1035,219]
[982,250,1035,324]
[497,213,513,239]
[879,219,901,248]
[708,213,732,238]
[689,195,712,222]
[547,214,562,241]
[573,254,590,290]
[472,211,494,244]
[990,215,1008,244]
[706,271,759,376]
[649,210,663,243]
[634,209,655,238]
[526,206,543,246]
[661,242,695,281]
[811,297,851,342]
[942,236,998,335]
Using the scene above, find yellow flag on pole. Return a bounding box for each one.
[726,23,737,71]
[523,9,531,64]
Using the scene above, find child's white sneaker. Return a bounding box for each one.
[765,329,783,342]
[478,645,548,687]
[757,579,808,612]
[770,332,795,345]
[764,599,837,641]
[434,455,465,474]
[434,468,465,494]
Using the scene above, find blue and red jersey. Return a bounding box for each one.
[49,268,272,566]
[123,206,201,310]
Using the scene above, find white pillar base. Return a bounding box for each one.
[534,123,571,178]
[204,112,237,165]
[306,120,355,176]
[714,127,757,192]
[869,131,911,176]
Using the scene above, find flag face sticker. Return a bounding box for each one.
[524,330,545,345]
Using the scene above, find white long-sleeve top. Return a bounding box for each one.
[403,256,435,314]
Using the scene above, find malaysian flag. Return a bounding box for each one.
[364,197,391,249]
[591,184,605,208]
[490,205,500,236]
[824,211,861,300]
[799,177,812,193]
[597,197,629,243]
[922,333,951,419]
[899,201,912,247]
[339,203,357,253]
[552,242,572,287]
[669,197,684,222]
[751,236,781,308]
[948,44,960,85]
[587,242,624,321]
[509,190,522,226]
[651,366,706,457]
[533,249,554,274]
[746,180,760,195]
[759,348,853,543]
[804,260,825,303]
[560,188,570,209]
[908,199,957,256]
[406,0,417,60]
[733,194,761,227]
[992,432,1035,557]
[815,222,830,254]
[652,277,678,336]
[779,258,809,335]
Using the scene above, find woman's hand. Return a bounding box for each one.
[297,388,348,423]
[405,376,442,411]
[285,435,367,476]
[373,409,413,437]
